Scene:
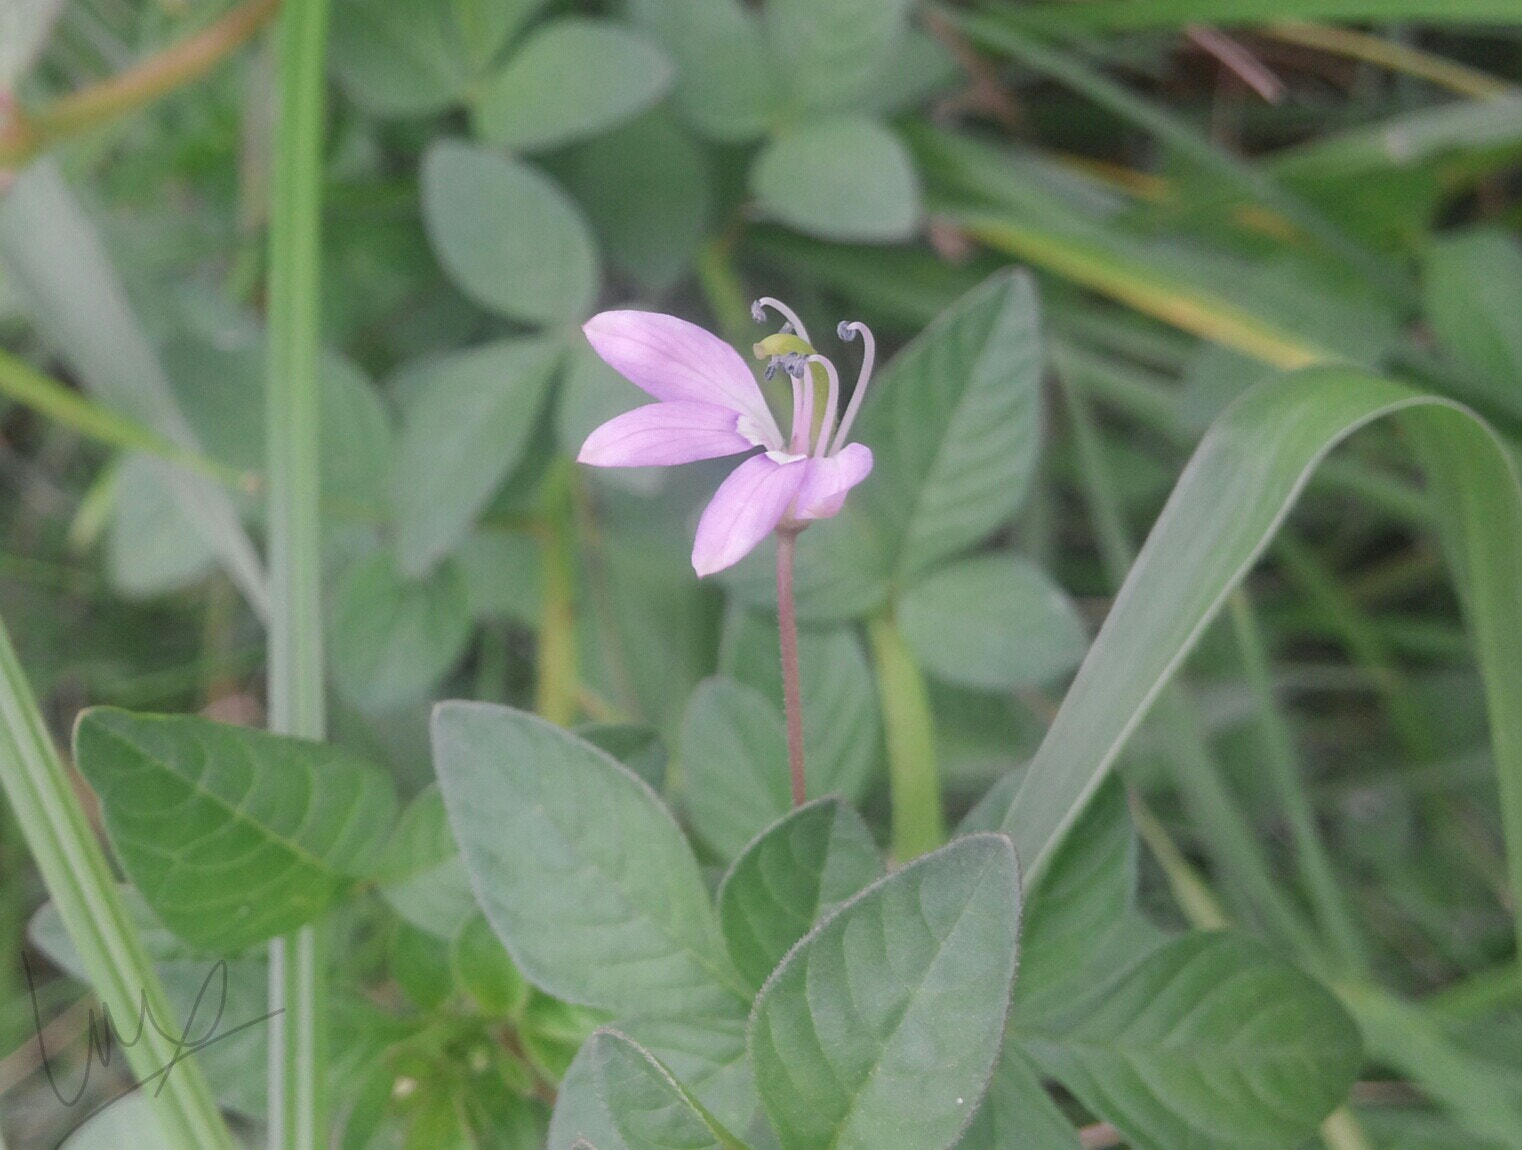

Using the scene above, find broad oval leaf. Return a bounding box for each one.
[473,18,674,152]
[330,0,538,116]
[568,115,712,297]
[678,678,790,861]
[955,1045,1082,1150]
[717,797,882,991]
[551,1010,757,1150]
[1023,932,1362,1150]
[73,709,397,954]
[898,553,1087,690]
[432,701,747,1017]
[389,338,561,577]
[627,0,775,143]
[765,0,914,113]
[591,1030,747,1150]
[421,140,599,324]
[751,116,921,242]
[857,270,1044,584]
[329,551,473,712]
[749,833,1021,1150]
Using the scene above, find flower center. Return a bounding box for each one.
[752,299,876,460]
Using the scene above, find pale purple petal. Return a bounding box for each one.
[691,453,809,577]
[578,401,758,467]
[795,443,873,521]
[584,311,783,448]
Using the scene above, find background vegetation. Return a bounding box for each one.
[1,1,1521,1148]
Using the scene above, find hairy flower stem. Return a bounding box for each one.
[775,527,807,807]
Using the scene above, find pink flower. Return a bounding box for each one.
[578,299,877,576]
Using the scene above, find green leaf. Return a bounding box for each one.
[330,0,540,116]
[1425,227,1522,421]
[73,709,397,953]
[432,702,746,1016]
[627,0,775,142]
[376,785,478,939]
[955,1045,1081,1150]
[162,338,394,510]
[1024,933,1362,1150]
[390,338,561,577]
[677,678,789,861]
[330,551,473,712]
[765,0,914,113]
[457,529,541,625]
[994,368,1522,973]
[718,607,881,802]
[749,834,1021,1150]
[390,919,454,1010]
[552,1012,758,1150]
[1011,779,1168,1029]
[107,455,217,598]
[717,797,882,991]
[568,115,711,297]
[591,1030,749,1150]
[421,140,599,324]
[856,271,1044,583]
[473,18,673,152]
[452,913,529,1016]
[751,117,921,242]
[899,554,1087,690]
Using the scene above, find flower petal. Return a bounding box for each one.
[795,443,874,521]
[691,453,809,577]
[578,401,758,467]
[584,310,783,448]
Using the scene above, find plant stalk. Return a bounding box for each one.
[868,612,945,860]
[535,462,578,727]
[0,618,235,1150]
[0,0,279,167]
[776,528,807,807]
[264,0,330,1147]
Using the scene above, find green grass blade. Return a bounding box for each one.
[0,618,236,1150]
[999,366,1522,972]
[951,11,1410,301]
[0,162,269,618]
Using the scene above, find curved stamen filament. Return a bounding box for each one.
[831,321,876,453]
[787,355,814,455]
[804,355,841,459]
[752,297,813,347]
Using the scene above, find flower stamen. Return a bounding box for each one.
[831,321,876,454]
[804,354,841,459]
[753,297,813,346]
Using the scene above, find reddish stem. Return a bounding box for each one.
[776,527,806,807]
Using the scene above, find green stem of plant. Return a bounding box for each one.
[0,347,246,487]
[868,612,944,860]
[0,618,235,1150]
[536,461,578,727]
[1227,590,1370,974]
[263,0,330,1147]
